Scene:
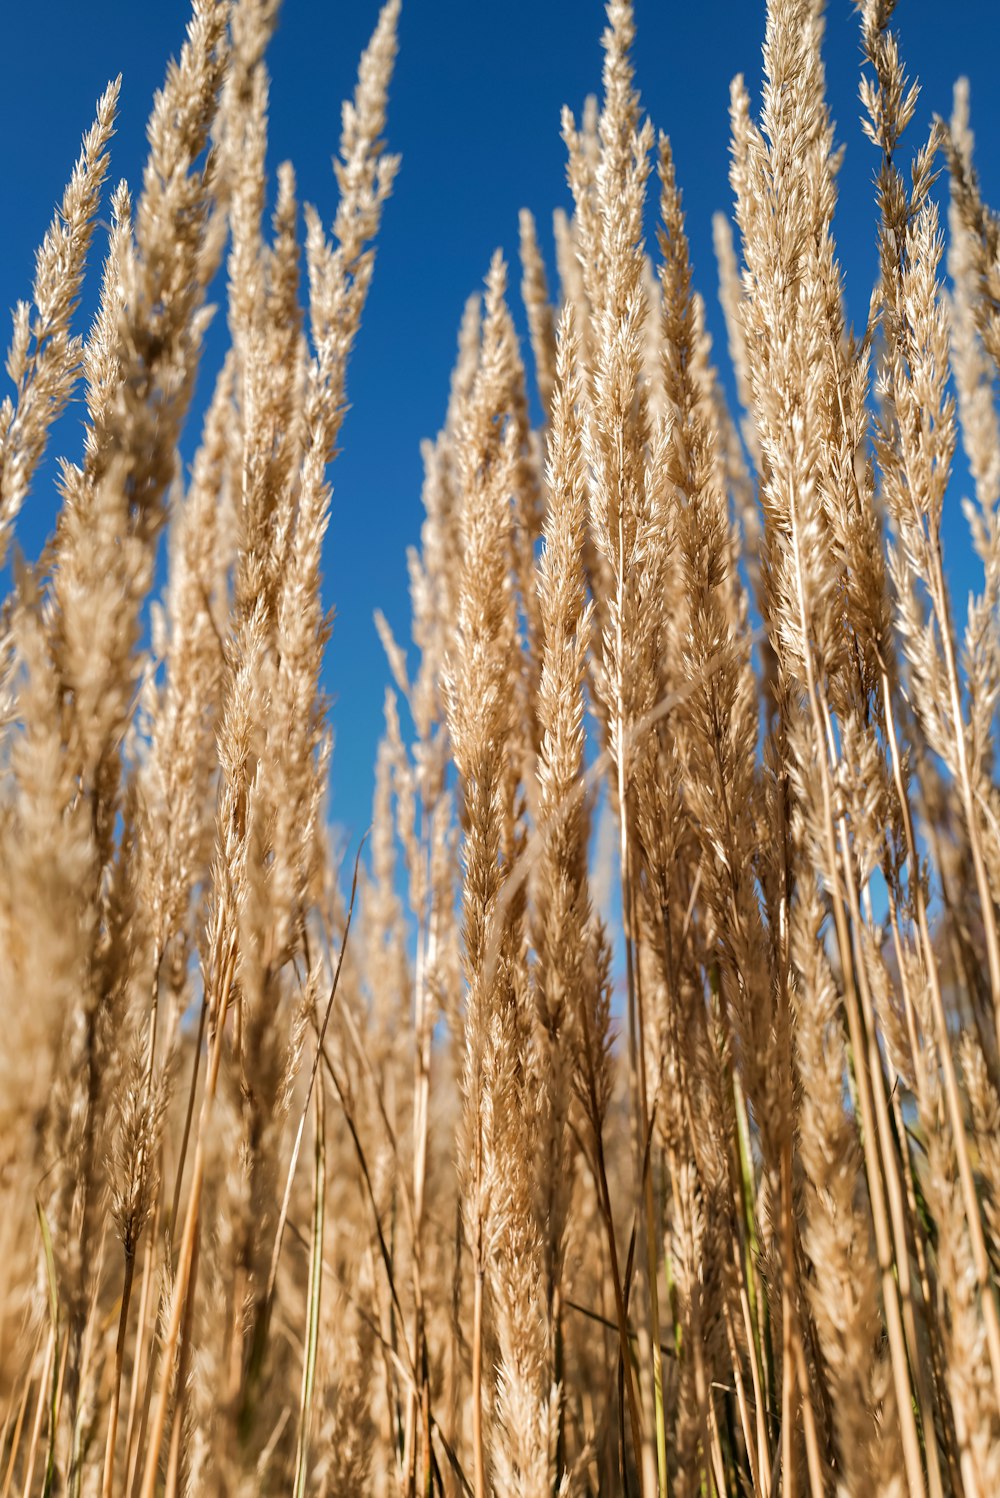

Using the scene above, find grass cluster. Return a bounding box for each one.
[1,0,1000,1494]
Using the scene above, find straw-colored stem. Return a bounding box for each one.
[137,939,237,1498]
[293,1076,326,1498]
[100,1247,135,1498]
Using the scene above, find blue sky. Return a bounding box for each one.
[2,0,998,841]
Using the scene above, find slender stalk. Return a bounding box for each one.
[19,1330,53,1498]
[163,1227,200,1498]
[593,1113,647,1492]
[137,939,237,1498]
[472,1261,486,1498]
[406,882,434,1496]
[123,1177,160,1489]
[100,1247,135,1498]
[1,1334,38,1498]
[927,544,1000,1045]
[265,837,364,1314]
[615,512,660,1498]
[292,1069,326,1498]
[169,996,208,1243]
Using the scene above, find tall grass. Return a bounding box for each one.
[1,0,1000,1493]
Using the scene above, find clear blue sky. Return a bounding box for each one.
[2,0,998,838]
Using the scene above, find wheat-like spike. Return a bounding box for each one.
[0,79,119,567]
